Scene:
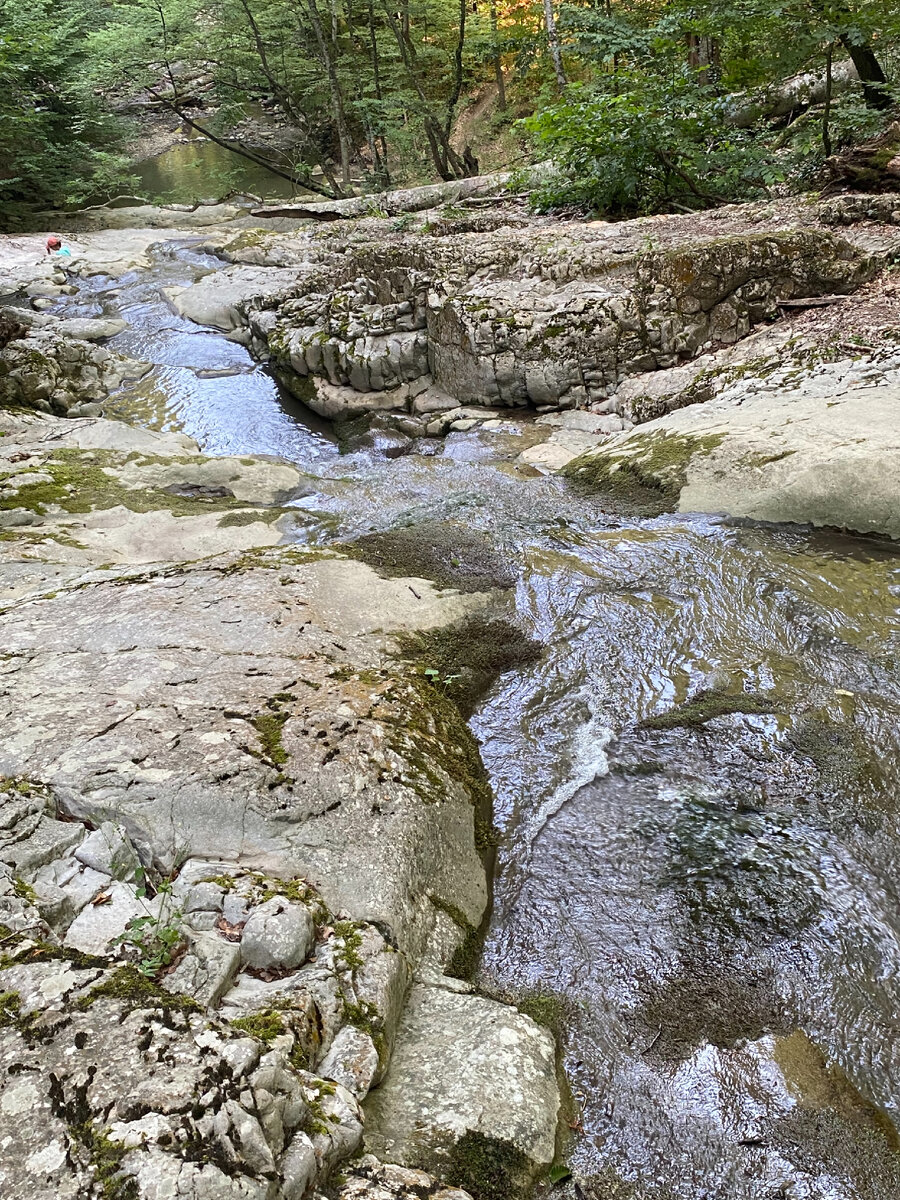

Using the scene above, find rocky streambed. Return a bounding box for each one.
[1,194,900,1200]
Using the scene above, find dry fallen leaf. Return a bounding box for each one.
[215,914,245,942]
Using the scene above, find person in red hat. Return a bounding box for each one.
[45,235,62,254]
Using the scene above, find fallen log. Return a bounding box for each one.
[728,60,859,128]
[777,295,849,308]
[251,172,513,220]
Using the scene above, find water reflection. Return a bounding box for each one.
[133,137,302,204]
[474,524,900,1199]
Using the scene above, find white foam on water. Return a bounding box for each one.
[520,691,615,853]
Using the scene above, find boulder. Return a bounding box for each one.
[54,317,127,341]
[562,368,900,539]
[364,984,560,1179]
[171,265,303,333]
[240,896,316,971]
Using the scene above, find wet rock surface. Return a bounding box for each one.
[3,193,900,1200]
[0,387,558,1198]
[365,983,559,1173]
[561,350,900,537]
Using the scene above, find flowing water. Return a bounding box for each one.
[52,240,900,1199]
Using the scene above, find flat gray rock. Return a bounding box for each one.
[55,317,127,341]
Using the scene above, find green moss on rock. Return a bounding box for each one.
[562,431,725,515]
[75,966,201,1014]
[0,449,269,520]
[429,895,484,981]
[345,520,517,593]
[395,617,541,719]
[231,1009,287,1042]
[386,670,496,852]
[443,1131,532,1200]
[251,710,289,766]
[639,689,774,731]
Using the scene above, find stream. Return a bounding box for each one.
[52,239,900,1200]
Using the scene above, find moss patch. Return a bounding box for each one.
[638,959,788,1063]
[430,895,484,981]
[74,1124,137,1200]
[395,617,541,719]
[386,670,495,852]
[0,449,272,520]
[443,1131,533,1200]
[562,431,725,515]
[75,966,201,1014]
[639,689,774,731]
[217,509,282,528]
[251,710,289,766]
[516,990,569,1039]
[333,920,364,971]
[1,938,109,973]
[787,717,883,802]
[231,1009,287,1042]
[345,520,517,593]
[342,997,388,1067]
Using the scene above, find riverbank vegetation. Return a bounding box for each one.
[0,0,897,219]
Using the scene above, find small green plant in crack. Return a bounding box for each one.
[422,666,463,691]
[114,866,183,979]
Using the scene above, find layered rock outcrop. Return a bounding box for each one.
[0,297,152,416]
[179,199,900,428]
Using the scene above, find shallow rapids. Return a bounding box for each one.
[50,241,900,1199]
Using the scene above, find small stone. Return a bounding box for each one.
[318,1024,380,1099]
[184,881,226,913]
[240,896,315,972]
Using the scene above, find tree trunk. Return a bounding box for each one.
[380,0,468,179]
[302,0,355,188]
[490,0,506,111]
[543,0,566,89]
[251,170,514,219]
[685,33,721,86]
[367,0,390,176]
[445,0,467,139]
[822,42,834,159]
[839,35,891,109]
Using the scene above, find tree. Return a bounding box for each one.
[0,0,132,219]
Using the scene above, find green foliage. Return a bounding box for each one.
[114,867,183,978]
[527,73,780,215]
[0,0,133,219]
[528,0,900,215]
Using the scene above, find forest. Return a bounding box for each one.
[0,0,897,220]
